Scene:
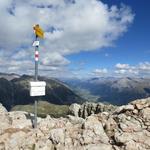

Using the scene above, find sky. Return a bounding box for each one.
[0,0,149,78]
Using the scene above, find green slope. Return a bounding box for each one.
[11,101,69,118]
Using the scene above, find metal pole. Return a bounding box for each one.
[34,99,37,128]
[34,36,39,128]
[35,40,38,81]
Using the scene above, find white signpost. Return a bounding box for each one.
[30,24,45,128]
[30,81,46,97]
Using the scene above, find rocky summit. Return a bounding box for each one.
[0,97,150,150]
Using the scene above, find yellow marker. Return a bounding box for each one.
[33,24,44,38]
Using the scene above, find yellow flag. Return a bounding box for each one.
[33,24,44,38]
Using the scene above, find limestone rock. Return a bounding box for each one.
[113,104,134,114]
[69,103,81,117]
[6,131,27,149]
[67,115,85,125]
[0,97,150,150]
[130,97,150,110]
[0,103,11,134]
[82,115,109,144]
[49,128,65,144]
[69,102,116,118]
[141,107,150,121]
[8,111,32,129]
[84,144,113,150]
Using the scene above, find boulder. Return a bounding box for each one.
[82,115,109,144]
[0,103,11,134]
[130,97,150,110]
[69,103,81,117]
[8,111,32,129]
[49,128,65,144]
[113,104,134,114]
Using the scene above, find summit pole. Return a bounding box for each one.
[32,24,44,128]
[34,36,39,128]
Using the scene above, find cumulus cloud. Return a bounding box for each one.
[115,62,150,77]
[139,62,150,71]
[138,62,150,77]
[92,68,108,77]
[0,0,134,76]
[40,52,70,66]
[115,63,138,76]
[115,63,130,69]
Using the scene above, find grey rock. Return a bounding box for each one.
[8,111,32,129]
[69,103,81,117]
[49,128,65,144]
[69,102,116,118]
[82,115,109,144]
[0,97,150,150]
[113,104,134,114]
[0,103,11,134]
[84,144,113,150]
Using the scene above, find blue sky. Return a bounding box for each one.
[0,0,149,78]
[66,0,150,78]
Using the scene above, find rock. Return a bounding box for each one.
[119,117,142,132]
[84,144,113,150]
[0,103,8,114]
[81,130,96,144]
[113,104,134,114]
[131,97,150,110]
[33,139,53,150]
[125,140,146,150]
[133,109,138,114]
[67,115,85,124]
[82,115,109,144]
[0,103,11,134]
[69,102,116,118]
[69,103,81,117]
[114,131,133,144]
[105,117,117,138]
[38,115,56,135]
[114,130,150,149]
[8,111,32,129]
[141,107,150,121]
[49,128,65,144]
[5,131,27,150]
[0,97,150,149]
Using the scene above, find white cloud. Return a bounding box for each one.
[139,62,150,71]
[0,0,134,76]
[115,63,138,76]
[115,62,150,77]
[92,68,108,77]
[115,63,130,69]
[138,62,150,77]
[40,52,70,66]
[115,69,127,74]
[94,68,108,74]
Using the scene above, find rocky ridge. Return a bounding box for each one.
[0,97,150,150]
[69,102,117,118]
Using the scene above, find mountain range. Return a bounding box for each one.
[0,72,150,110]
[63,77,150,105]
[0,73,83,110]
